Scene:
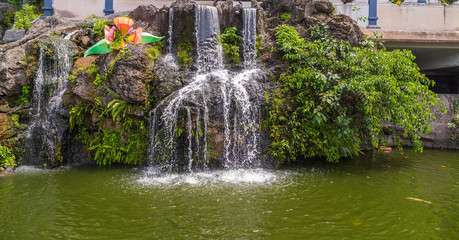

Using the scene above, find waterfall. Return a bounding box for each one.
[195,5,223,73]
[167,8,174,54]
[242,8,257,68]
[162,8,177,68]
[149,6,261,171]
[24,38,75,165]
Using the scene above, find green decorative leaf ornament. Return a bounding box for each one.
[84,39,113,57]
[140,33,164,44]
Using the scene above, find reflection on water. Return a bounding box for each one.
[0,150,458,239]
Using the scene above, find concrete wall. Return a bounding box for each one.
[378,3,459,32]
[331,0,459,32]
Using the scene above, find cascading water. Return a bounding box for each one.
[24,38,76,165]
[150,6,261,171]
[162,8,178,69]
[242,8,257,68]
[167,8,174,54]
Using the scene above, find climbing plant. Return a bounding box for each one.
[268,24,445,164]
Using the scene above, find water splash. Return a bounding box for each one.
[64,30,80,40]
[24,38,75,165]
[137,167,280,186]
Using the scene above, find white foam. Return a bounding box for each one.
[136,168,282,186]
[14,166,47,174]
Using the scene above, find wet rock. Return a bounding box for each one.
[315,0,334,14]
[152,56,185,101]
[170,0,196,59]
[216,0,243,30]
[63,56,99,107]
[129,4,168,37]
[100,44,149,104]
[0,112,13,145]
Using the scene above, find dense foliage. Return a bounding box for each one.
[69,52,149,166]
[70,98,149,166]
[221,27,242,63]
[12,4,42,30]
[268,24,444,163]
[0,144,16,167]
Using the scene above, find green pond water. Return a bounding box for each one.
[0,150,458,239]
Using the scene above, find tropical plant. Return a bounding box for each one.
[221,27,242,63]
[268,24,444,164]
[12,4,42,30]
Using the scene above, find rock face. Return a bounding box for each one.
[2,29,26,43]
[0,46,27,96]
[129,4,168,37]
[100,44,149,104]
[304,14,364,46]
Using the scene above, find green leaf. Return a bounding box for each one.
[84,40,113,57]
[140,33,164,44]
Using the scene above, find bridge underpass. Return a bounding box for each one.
[332,0,459,94]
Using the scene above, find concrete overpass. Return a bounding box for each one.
[332,0,459,94]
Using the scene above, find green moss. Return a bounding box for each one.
[93,18,109,38]
[147,45,163,62]
[84,14,98,20]
[177,40,192,66]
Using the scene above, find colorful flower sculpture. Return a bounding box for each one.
[84,17,163,57]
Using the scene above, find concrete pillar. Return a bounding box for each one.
[367,0,380,29]
[104,0,114,16]
[41,0,53,18]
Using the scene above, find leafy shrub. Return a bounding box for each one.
[280,13,291,21]
[268,24,444,163]
[70,98,148,166]
[0,10,15,28]
[0,144,16,167]
[221,27,242,63]
[12,4,42,30]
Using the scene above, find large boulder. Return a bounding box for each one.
[2,29,26,43]
[63,56,100,108]
[99,44,149,104]
[303,14,364,46]
[129,4,168,37]
[0,46,27,96]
